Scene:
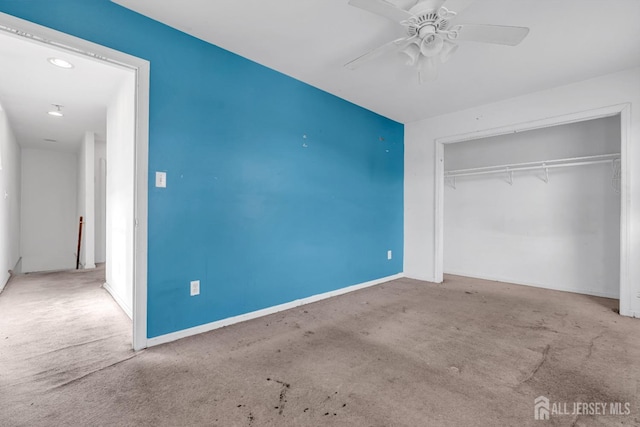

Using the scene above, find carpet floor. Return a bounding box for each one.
[1,269,638,426]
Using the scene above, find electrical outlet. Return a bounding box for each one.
[190,280,200,296]
[387,250,392,260]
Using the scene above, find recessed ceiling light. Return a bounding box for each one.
[48,104,64,117]
[48,57,74,69]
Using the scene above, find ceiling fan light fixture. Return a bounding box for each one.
[401,43,421,66]
[418,55,438,83]
[440,39,459,63]
[420,34,444,57]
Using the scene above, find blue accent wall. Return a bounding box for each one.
[0,0,404,338]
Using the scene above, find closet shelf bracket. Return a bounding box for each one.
[446,176,457,190]
[541,164,549,183]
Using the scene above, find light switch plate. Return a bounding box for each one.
[156,171,167,188]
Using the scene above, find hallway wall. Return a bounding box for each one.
[76,131,96,269]
[20,148,77,273]
[95,139,106,264]
[105,75,135,318]
[0,104,21,290]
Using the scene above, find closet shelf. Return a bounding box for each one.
[444,153,621,190]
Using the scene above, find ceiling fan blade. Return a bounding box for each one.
[408,0,448,15]
[413,0,447,10]
[394,0,420,10]
[440,0,475,14]
[345,38,412,70]
[455,24,530,46]
[348,0,414,22]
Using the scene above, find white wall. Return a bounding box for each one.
[77,138,85,257]
[95,139,106,263]
[0,104,21,290]
[20,148,77,272]
[105,75,135,318]
[443,117,620,298]
[76,131,96,269]
[405,67,640,317]
[444,117,621,170]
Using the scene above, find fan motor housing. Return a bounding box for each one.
[406,11,450,38]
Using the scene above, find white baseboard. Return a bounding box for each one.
[0,274,7,294]
[620,309,640,318]
[147,273,405,348]
[103,281,133,319]
[443,270,619,300]
[1,257,22,294]
[403,274,439,283]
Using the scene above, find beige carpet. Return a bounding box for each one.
[1,269,638,426]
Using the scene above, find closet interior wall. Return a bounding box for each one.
[443,115,621,298]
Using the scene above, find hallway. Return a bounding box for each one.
[0,266,132,398]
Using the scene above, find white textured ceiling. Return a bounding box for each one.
[0,31,132,152]
[113,0,640,124]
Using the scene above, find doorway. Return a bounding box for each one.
[442,116,620,297]
[0,13,149,349]
[434,104,632,316]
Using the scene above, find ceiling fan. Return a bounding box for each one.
[346,0,530,82]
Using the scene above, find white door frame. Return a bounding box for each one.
[0,12,150,349]
[434,103,632,315]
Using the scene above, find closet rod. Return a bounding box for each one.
[445,153,620,178]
